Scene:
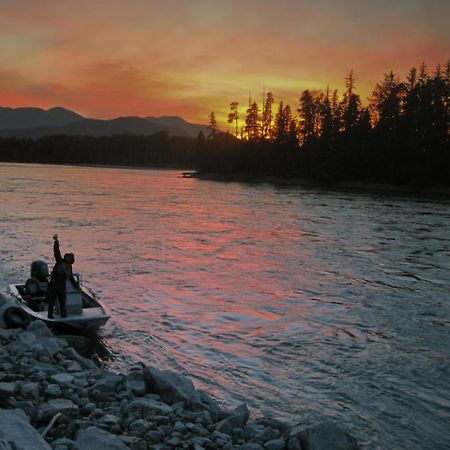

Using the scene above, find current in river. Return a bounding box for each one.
[0,163,449,449]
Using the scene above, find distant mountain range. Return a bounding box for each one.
[0,106,209,139]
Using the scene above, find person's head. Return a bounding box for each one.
[64,253,75,264]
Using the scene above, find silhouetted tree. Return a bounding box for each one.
[207,112,218,138]
[245,101,261,141]
[262,92,275,140]
[341,70,361,133]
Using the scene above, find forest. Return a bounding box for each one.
[1,63,449,187]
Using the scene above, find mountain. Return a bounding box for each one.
[146,116,209,138]
[0,106,83,130]
[0,117,192,139]
[0,106,208,139]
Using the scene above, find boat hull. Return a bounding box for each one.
[5,284,110,333]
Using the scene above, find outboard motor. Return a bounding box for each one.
[30,260,49,281]
[26,260,49,296]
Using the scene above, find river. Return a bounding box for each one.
[0,163,449,449]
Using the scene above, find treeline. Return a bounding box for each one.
[200,63,450,186]
[0,132,197,168]
[0,63,448,187]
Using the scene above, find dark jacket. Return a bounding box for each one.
[50,239,79,289]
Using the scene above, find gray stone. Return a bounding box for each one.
[125,397,173,417]
[19,382,40,399]
[291,422,359,450]
[215,413,245,435]
[144,430,162,443]
[92,374,123,393]
[62,347,97,369]
[67,361,83,372]
[166,437,181,446]
[6,408,30,423]
[46,384,63,397]
[51,373,74,385]
[256,427,280,442]
[143,366,201,406]
[40,398,79,420]
[0,382,16,399]
[73,377,90,388]
[287,436,302,450]
[17,331,37,347]
[74,426,130,449]
[99,414,121,427]
[39,337,66,357]
[9,400,37,420]
[240,444,264,450]
[0,409,51,450]
[233,403,250,424]
[129,419,150,435]
[27,320,53,337]
[126,380,146,396]
[264,439,286,450]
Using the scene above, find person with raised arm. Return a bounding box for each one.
[46,234,79,319]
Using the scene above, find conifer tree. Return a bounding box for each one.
[207,112,218,138]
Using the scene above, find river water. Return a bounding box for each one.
[0,163,449,449]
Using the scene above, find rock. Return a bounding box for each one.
[46,384,63,397]
[8,400,38,420]
[27,320,53,337]
[125,397,173,417]
[74,426,130,449]
[193,389,230,420]
[51,373,75,385]
[240,444,264,450]
[62,347,97,370]
[38,337,66,358]
[129,419,150,435]
[6,408,30,423]
[264,439,286,450]
[51,438,76,450]
[126,380,146,396]
[0,409,52,449]
[256,427,280,442]
[92,374,123,393]
[98,414,121,427]
[143,366,201,406]
[0,382,16,399]
[17,331,37,347]
[233,403,250,424]
[67,361,83,372]
[166,437,181,446]
[291,422,359,450]
[40,398,79,420]
[60,335,92,355]
[215,414,245,436]
[19,382,40,400]
[287,436,302,450]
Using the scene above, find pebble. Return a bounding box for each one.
[0,319,359,450]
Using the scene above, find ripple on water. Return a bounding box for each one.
[1,164,450,450]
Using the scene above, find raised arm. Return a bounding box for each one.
[53,234,63,263]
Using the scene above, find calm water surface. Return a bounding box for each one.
[1,163,449,449]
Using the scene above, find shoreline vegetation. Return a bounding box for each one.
[0,314,360,450]
[1,63,449,195]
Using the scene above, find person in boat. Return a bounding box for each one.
[46,234,80,319]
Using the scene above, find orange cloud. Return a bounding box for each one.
[0,0,448,126]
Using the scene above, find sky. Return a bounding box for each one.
[0,0,449,126]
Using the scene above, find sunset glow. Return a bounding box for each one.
[1,0,448,126]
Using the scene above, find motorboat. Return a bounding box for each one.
[1,260,110,333]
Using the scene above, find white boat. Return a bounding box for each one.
[1,260,110,333]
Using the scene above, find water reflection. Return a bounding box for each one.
[1,163,450,450]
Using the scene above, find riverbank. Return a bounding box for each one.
[0,317,360,450]
[188,172,450,199]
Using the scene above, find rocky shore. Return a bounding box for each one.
[0,319,360,450]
